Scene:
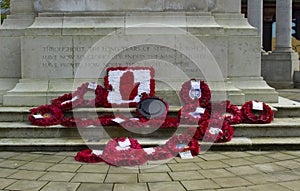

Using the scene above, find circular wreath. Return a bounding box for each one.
[241,100,274,124]
[179,79,211,107]
[29,105,64,126]
[198,119,234,143]
[146,146,174,161]
[74,149,103,163]
[73,82,98,107]
[211,100,242,124]
[178,103,211,125]
[101,137,148,166]
[165,134,200,156]
[51,93,83,111]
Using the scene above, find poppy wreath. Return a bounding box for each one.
[95,85,105,107]
[74,149,103,163]
[73,82,98,107]
[51,93,83,111]
[178,103,211,125]
[103,67,155,108]
[198,119,234,143]
[101,137,148,166]
[241,100,274,124]
[60,117,77,128]
[120,117,179,129]
[29,105,64,126]
[211,100,242,125]
[165,134,200,156]
[146,146,174,161]
[179,79,211,107]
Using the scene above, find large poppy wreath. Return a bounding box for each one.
[179,79,211,107]
[103,67,155,107]
[241,100,274,124]
[28,105,64,126]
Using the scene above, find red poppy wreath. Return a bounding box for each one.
[241,100,274,124]
[29,105,64,126]
[51,93,83,111]
[211,100,242,125]
[179,79,211,107]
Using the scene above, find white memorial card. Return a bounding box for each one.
[179,151,193,159]
[88,82,98,90]
[252,101,263,111]
[118,138,131,148]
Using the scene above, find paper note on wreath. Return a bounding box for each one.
[105,67,155,106]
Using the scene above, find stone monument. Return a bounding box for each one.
[0,0,278,106]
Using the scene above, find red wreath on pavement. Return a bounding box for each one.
[29,105,64,126]
[75,149,103,163]
[179,79,211,107]
[101,137,148,166]
[241,100,274,124]
[165,134,200,156]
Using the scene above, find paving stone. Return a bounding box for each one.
[148,181,186,191]
[246,183,291,191]
[221,158,254,167]
[114,183,148,191]
[266,152,297,160]
[181,179,221,190]
[140,164,171,173]
[217,187,251,191]
[0,178,16,189]
[252,163,287,173]
[199,153,229,161]
[147,158,177,165]
[108,166,139,174]
[279,180,300,190]
[199,169,234,178]
[59,157,85,164]
[6,180,47,191]
[275,160,300,169]
[8,170,46,180]
[0,160,27,169]
[196,161,229,169]
[213,177,252,188]
[241,173,279,184]
[271,170,300,181]
[169,171,204,181]
[138,172,171,182]
[39,172,76,182]
[282,151,300,157]
[0,168,18,178]
[168,163,200,171]
[18,161,54,171]
[226,166,262,176]
[77,183,113,191]
[40,182,80,191]
[71,173,106,183]
[105,174,137,183]
[246,151,271,155]
[245,156,275,164]
[0,152,18,159]
[77,164,109,173]
[221,152,253,158]
[10,153,43,161]
[55,152,78,157]
[173,157,205,163]
[47,164,81,172]
[34,155,66,163]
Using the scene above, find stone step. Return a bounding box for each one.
[1,137,300,151]
[270,97,300,118]
[1,117,300,138]
[0,106,181,122]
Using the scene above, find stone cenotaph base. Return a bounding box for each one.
[0,0,278,106]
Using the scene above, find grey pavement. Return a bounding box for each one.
[0,151,299,191]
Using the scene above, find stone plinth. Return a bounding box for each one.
[0,0,279,106]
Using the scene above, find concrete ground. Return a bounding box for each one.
[0,151,299,191]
